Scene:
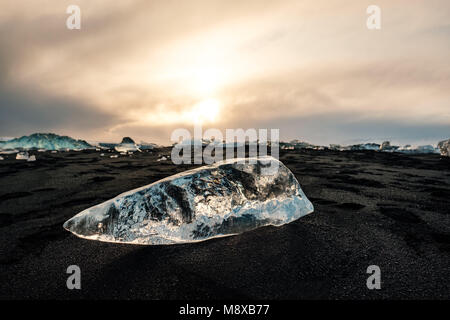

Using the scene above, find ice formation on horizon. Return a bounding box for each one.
[63,156,314,245]
[0,133,92,151]
[438,139,450,157]
[114,137,141,153]
[397,144,439,154]
[139,141,158,150]
[325,140,443,154]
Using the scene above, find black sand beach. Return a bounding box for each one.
[0,149,449,299]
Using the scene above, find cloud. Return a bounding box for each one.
[0,82,119,138]
[0,0,449,144]
[220,59,450,124]
[254,112,450,146]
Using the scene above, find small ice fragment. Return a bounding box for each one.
[438,139,450,157]
[16,152,29,160]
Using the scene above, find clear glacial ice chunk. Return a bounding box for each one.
[63,156,314,245]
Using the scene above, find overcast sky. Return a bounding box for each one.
[0,0,449,145]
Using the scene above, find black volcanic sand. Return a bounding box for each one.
[0,149,449,299]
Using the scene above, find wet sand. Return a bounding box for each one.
[0,149,449,299]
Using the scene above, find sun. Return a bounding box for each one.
[190,98,221,124]
[193,67,222,96]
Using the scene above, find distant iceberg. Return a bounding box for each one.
[323,140,443,154]
[279,140,315,150]
[349,143,381,151]
[176,138,211,147]
[0,133,92,151]
[379,141,399,152]
[397,144,439,154]
[139,141,158,150]
[114,137,141,153]
[63,156,314,245]
[438,139,450,157]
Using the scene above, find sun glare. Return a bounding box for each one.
[193,67,222,96]
[190,98,221,124]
